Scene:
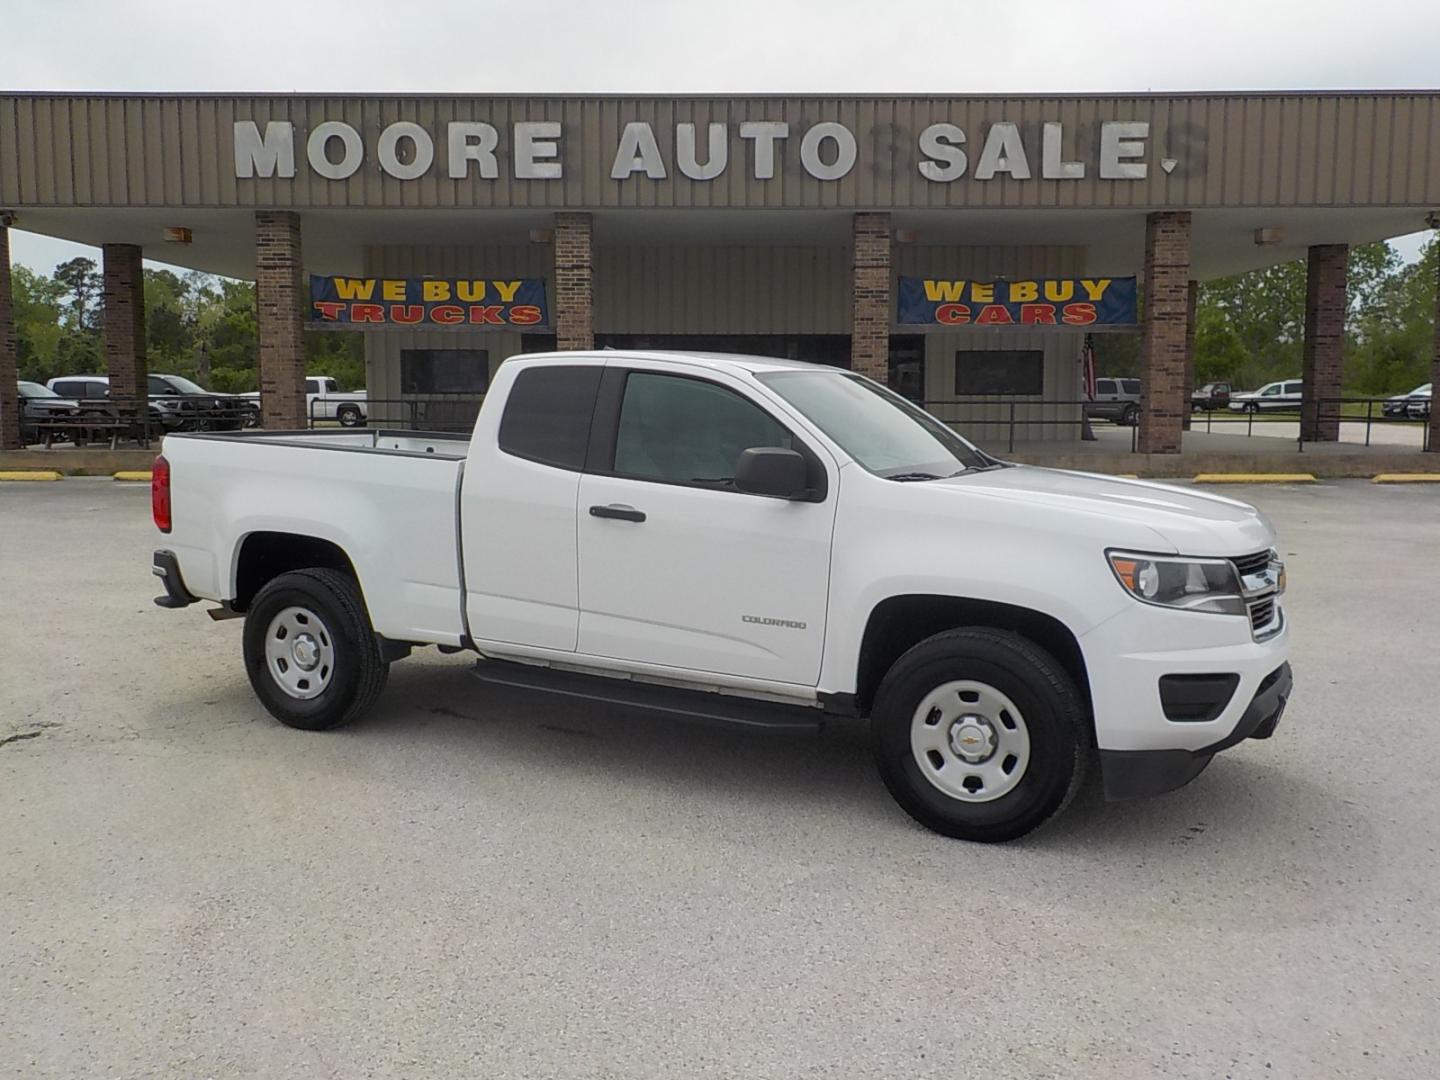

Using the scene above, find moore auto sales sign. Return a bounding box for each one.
[234,116,1178,186]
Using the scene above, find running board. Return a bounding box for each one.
[470,659,823,732]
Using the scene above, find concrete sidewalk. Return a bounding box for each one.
[989,425,1439,477]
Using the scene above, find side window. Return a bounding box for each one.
[306,379,322,395]
[1262,384,1279,396]
[497,365,602,471]
[148,376,170,395]
[1095,379,1115,396]
[1285,382,1303,394]
[612,372,793,488]
[1120,379,1141,395]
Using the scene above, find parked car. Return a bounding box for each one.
[151,351,1291,843]
[1376,380,1422,414]
[1085,377,1141,425]
[1406,385,1432,420]
[1191,382,1231,411]
[48,373,258,431]
[240,376,368,427]
[1228,379,1303,413]
[16,380,83,443]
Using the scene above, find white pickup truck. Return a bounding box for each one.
[151,351,1291,842]
[240,376,368,426]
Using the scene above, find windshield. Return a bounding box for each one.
[757,370,989,478]
[157,375,209,395]
[18,381,60,398]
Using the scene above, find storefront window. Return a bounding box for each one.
[954,350,1044,396]
[400,349,490,394]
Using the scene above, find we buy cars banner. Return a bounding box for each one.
[897,276,1137,328]
[309,276,549,328]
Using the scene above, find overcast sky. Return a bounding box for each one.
[4,0,1437,272]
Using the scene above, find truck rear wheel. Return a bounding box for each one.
[242,569,389,731]
[870,628,1087,842]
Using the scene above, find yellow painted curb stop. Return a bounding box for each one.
[0,470,63,481]
[113,471,153,482]
[1193,473,1317,484]
[1372,473,1440,483]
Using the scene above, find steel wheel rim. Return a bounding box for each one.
[263,605,336,700]
[910,680,1031,803]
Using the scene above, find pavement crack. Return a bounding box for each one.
[0,722,59,747]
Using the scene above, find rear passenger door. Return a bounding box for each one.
[461,362,603,652]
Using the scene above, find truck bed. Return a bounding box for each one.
[207,428,470,459]
[160,428,470,645]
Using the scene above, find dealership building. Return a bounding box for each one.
[1,91,1437,452]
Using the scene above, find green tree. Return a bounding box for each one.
[53,256,101,331]
[10,265,66,381]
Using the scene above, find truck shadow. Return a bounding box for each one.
[352,659,1331,864]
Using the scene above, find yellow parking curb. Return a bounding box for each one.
[1193,473,1317,484]
[113,471,153,482]
[0,470,63,481]
[1372,473,1440,483]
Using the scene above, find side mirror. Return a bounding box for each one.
[733,447,811,500]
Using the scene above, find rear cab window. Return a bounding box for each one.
[497,364,603,471]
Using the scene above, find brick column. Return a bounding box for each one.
[102,244,147,417]
[1136,212,1192,454]
[0,216,20,450]
[255,211,307,429]
[554,212,593,350]
[850,213,892,382]
[1301,244,1347,442]
[1181,280,1198,431]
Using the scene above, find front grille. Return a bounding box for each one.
[1231,550,1272,577]
[1248,596,1276,632]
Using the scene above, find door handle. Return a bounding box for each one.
[589,504,647,523]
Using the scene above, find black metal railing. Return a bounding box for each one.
[917,395,1432,454]
[305,395,484,433]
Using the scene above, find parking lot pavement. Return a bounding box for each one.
[2,478,1438,1079]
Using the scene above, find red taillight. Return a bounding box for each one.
[152,454,172,533]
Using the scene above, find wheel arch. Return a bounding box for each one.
[854,594,1092,721]
[231,531,359,612]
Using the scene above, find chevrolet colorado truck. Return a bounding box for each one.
[150,351,1292,842]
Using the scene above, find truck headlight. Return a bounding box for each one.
[1107,551,1247,616]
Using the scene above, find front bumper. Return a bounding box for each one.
[1100,662,1292,800]
[1079,590,1291,799]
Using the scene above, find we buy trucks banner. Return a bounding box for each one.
[309,276,549,328]
[897,276,1137,328]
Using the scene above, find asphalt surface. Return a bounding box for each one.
[2,477,1437,1079]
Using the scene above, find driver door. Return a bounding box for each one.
[575,367,837,687]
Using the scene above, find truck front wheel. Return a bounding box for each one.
[871,628,1087,842]
[242,569,389,731]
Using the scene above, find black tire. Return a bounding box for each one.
[242,568,389,731]
[1120,403,1138,426]
[1244,402,1259,414]
[337,405,364,427]
[871,628,1087,843]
